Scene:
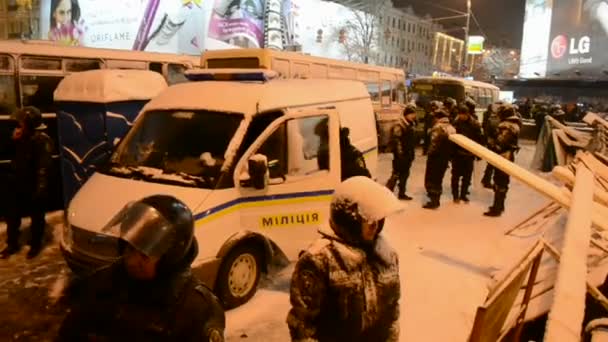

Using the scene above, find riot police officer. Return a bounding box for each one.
[1,106,53,259]
[481,101,503,188]
[386,104,418,200]
[484,106,521,217]
[451,105,483,203]
[443,97,458,121]
[57,195,226,341]
[423,101,442,155]
[423,109,456,209]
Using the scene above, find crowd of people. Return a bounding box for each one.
[386,96,522,217]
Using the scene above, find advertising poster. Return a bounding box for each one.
[39,0,211,55]
[520,0,608,78]
[207,0,265,48]
[519,0,553,78]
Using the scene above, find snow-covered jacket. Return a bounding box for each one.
[492,115,521,161]
[389,117,416,167]
[428,117,456,157]
[453,117,483,157]
[287,226,400,342]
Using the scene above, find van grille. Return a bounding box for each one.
[71,225,120,259]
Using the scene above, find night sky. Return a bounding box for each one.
[393,0,527,49]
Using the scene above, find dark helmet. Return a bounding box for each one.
[329,176,403,246]
[404,104,417,115]
[429,101,442,111]
[103,195,197,273]
[11,106,46,130]
[444,97,457,107]
[433,109,450,118]
[457,104,470,115]
[498,104,516,120]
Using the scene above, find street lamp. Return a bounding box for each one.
[462,0,471,76]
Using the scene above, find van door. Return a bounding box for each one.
[233,109,341,260]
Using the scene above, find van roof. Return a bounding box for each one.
[54,69,168,103]
[143,79,371,115]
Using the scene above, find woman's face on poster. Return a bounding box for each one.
[53,0,72,27]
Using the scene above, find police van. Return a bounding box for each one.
[61,69,378,308]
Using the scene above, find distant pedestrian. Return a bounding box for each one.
[287,176,403,342]
[423,109,456,209]
[1,107,53,259]
[386,104,418,200]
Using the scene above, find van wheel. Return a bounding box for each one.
[216,244,262,309]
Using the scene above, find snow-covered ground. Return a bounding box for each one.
[225,142,552,342]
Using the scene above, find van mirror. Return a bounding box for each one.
[241,154,269,190]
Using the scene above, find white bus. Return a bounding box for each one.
[0,40,201,211]
[200,48,407,150]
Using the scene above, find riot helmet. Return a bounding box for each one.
[444,97,457,108]
[11,106,46,131]
[103,195,197,273]
[330,176,404,247]
[404,104,417,115]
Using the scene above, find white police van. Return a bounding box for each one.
[61,69,379,308]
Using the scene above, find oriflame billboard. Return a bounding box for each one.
[520,0,608,78]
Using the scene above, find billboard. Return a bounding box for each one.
[38,0,364,59]
[467,35,485,55]
[520,0,608,78]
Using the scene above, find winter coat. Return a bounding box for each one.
[389,117,416,171]
[57,254,225,341]
[9,130,53,199]
[482,109,501,143]
[453,117,483,157]
[491,115,521,161]
[340,129,371,180]
[287,226,400,342]
[427,117,456,158]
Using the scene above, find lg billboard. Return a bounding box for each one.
[520,0,608,78]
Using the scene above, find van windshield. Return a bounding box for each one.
[106,110,243,189]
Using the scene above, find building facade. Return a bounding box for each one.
[0,0,40,40]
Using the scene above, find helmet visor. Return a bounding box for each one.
[102,202,173,258]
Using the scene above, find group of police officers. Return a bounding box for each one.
[386,96,522,217]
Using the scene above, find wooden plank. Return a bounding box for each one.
[504,202,558,235]
[448,134,608,231]
[583,112,608,129]
[552,166,608,207]
[513,250,544,341]
[544,166,594,341]
[552,130,568,166]
[546,116,591,143]
[577,151,608,182]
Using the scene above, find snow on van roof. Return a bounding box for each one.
[142,79,370,115]
[54,69,168,103]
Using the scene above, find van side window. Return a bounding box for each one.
[366,82,380,102]
[255,115,329,180]
[149,62,163,75]
[167,63,189,85]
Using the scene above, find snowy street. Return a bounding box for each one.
[0,141,551,341]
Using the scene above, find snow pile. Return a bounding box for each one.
[54,69,167,103]
[331,176,405,223]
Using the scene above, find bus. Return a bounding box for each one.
[200,48,407,150]
[0,40,201,212]
[409,76,500,118]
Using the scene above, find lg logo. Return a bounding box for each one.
[551,35,591,59]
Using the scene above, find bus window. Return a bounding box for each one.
[65,58,101,72]
[21,56,62,71]
[105,60,148,70]
[206,57,260,69]
[366,82,380,102]
[19,75,63,113]
[393,81,405,104]
[0,55,16,114]
[167,63,189,85]
[381,80,391,106]
[149,62,164,75]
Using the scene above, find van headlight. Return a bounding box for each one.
[62,221,74,247]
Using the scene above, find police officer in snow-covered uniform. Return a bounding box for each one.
[481,101,503,188]
[1,106,53,259]
[423,101,442,155]
[287,177,403,342]
[484,105,521,217]
[386,104,418,200]
[423,109,456,209]
[464,97,479,121]
[443,97,458,122]
[451,104,483,203]
[57,195,225,341]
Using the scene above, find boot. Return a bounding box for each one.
[27,245,42,259]
[460,185,470,203]
[423,195,440,209]
[0,245,20,259]
[484,192,506,217]
[452,188,460,203]
[398,194,413,201]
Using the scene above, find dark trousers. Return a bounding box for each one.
[424,155,450,197]
[387,158,413,196]
[451,155,475,197]
[5,192,46,249]
[482,163,494,185]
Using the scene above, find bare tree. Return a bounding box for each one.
[471,48,520,81]
[332,0,391,64]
